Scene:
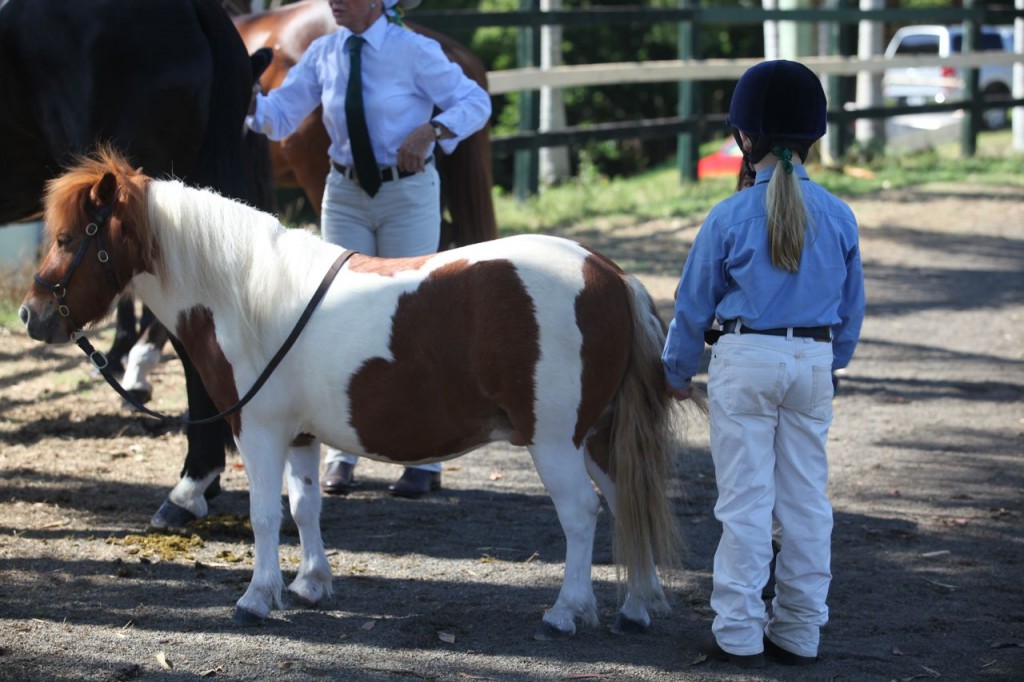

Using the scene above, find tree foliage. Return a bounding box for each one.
[436,0,764,181]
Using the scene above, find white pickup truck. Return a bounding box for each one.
[882,24,1014,130]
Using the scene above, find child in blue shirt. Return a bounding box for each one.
[663,59,865,668]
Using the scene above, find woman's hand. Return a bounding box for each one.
[397,122,441,173]
[247,82,262,117]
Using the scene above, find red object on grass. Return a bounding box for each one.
[697,139,743,179]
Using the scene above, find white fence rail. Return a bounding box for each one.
[488,53,1024,95]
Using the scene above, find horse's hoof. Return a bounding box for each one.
[122,387,152,407]
[283,590,320,610]
[533,621,575,641]
[610,613,650,635]
[232,606,266,626]
[149,500,197,530]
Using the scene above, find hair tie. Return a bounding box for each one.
[772,146,794,174]
[385,7,406,26]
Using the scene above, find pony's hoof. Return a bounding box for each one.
[232,606,266,626]
[610,613,650,635]
[121,387,152,409]
[283,589,320,610]
[533,621,575,641]
[149,500,197,530]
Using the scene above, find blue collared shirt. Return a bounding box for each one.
[246,15,491,167]
[662,165,865,389]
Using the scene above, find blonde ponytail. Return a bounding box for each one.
[765,147,807,272]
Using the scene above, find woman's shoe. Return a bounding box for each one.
[321,461,355,495]
[388,468,441,498]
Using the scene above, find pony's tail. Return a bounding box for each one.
[609,276,683,611]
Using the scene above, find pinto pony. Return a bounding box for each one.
[20,150,683,637]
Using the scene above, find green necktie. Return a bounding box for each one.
[345,36,381,197]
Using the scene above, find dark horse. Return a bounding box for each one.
[0,0,271,527]
[233,0,497,249]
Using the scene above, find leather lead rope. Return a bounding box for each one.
[77,249,355,425]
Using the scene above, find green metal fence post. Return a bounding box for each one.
[961,0,979,158]
[839,1,856,157]
[827,0,854,161]
[515,0,540,200]
[677,0,698,182]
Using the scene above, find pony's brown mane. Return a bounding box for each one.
[44,145,154,271]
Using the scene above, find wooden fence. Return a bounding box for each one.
[411,3,1024,196]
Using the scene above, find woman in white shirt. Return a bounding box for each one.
[247,0,492,498]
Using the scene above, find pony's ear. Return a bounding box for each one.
[89,172,119,210]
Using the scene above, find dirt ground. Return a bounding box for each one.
[1,181,1022,681]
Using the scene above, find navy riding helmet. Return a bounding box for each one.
[728,60,827,164]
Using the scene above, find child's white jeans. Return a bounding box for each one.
[707,332,835,658]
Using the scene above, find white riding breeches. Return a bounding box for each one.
[707,332,834,658]
[321,162,441,258]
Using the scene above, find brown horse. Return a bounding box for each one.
[233,0,496,249]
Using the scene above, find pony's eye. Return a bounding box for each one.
[56,234,72,248]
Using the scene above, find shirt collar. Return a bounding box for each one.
[342,14,388,52]
[754,164,810,185]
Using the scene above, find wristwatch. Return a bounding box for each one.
[430,121,443,140]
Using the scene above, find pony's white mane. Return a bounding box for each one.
[145,180,312,359]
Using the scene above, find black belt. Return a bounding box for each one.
[332,156,433,184]
[719,319,832,342]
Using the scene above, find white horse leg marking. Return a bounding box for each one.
[234,427,288,621]
[165,468,221,521]
[284,439,333,607]
[120,341,161,405]
[529,442,601,636]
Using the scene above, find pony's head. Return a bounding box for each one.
[19,146,153,343]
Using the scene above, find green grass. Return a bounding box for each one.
[494,129,1024,236]
[4,131,1022,330]
[492,166,736,236]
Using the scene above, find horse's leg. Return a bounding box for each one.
[119,314,169,406]
[233,425,288,624]
[583,453,665,635]
[528,441,601,640]
[149,336,227,529]
[104,293,138,375]
[283,438,333,608]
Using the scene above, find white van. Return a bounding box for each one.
[882,24,1013,129]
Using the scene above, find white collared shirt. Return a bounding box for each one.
[247,15,491,167]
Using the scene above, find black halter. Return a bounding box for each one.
[33,203,121,346]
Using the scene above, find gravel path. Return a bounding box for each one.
[0,182,1021,681]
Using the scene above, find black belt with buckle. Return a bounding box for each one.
[718,319,832,342]
[332,156,433,183]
